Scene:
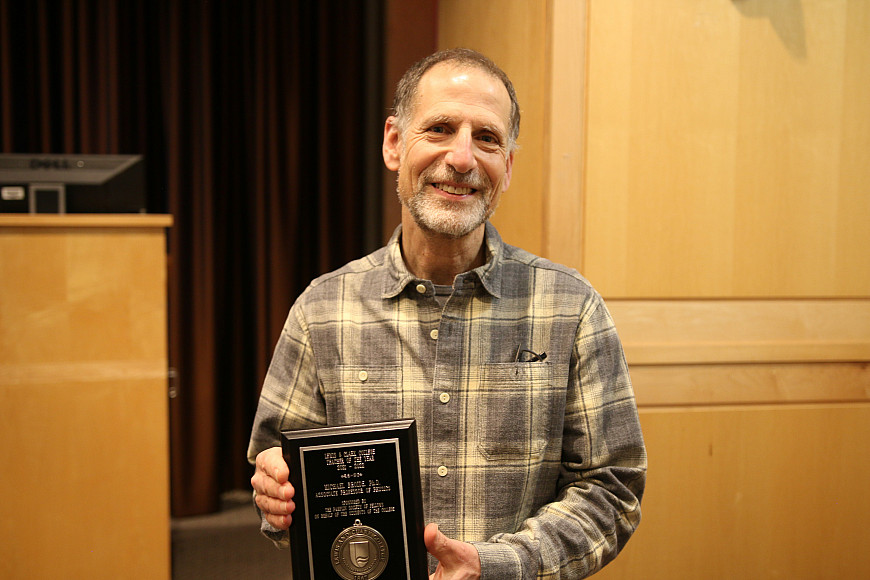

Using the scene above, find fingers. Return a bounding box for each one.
[251,446,295,529]
[256,446,290,484]
[251,447,293,499]
[253,466,293,501]
[254,491,295,529]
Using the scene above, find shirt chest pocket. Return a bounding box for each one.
[322,365,402,425]
[477,363,559,460]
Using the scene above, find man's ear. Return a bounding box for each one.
[502,150,515,191]
[383,116,401,171]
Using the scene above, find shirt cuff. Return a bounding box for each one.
[259,517,290,548]
[473,541,524,579]
[252,490,290,548]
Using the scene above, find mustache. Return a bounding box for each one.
[419,165,490,190]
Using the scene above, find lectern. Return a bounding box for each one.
[0,214,172,578]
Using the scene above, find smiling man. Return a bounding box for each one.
[249,48,646,579]
[388,58,512,239]
[384,52,517,287]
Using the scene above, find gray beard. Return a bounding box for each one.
[404,189,490,238]
[399,166,495,238]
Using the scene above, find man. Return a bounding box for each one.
[249,48,646,579]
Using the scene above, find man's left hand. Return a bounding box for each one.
[424,522,481,580]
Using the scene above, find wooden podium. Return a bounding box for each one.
[0,214,172,578]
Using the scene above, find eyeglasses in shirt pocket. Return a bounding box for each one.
[477,362,559,460]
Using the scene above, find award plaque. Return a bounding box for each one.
[281,419,428,580]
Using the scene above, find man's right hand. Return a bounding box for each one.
[251,446,295,529]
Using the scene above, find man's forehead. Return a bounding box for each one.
[420,62,506,95]
[413,63,511,123]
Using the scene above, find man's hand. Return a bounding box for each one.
[425,523,481,580]
[250,446,295,529]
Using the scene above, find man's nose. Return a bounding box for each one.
[444,130,477,174]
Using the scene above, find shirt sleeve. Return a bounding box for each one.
[247,301,327,546]
[473,297,647,579]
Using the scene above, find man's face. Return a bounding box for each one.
[383,63,514,239]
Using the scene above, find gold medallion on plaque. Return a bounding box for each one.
[331,519,389,580]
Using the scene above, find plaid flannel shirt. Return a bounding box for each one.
[248,222,646,579]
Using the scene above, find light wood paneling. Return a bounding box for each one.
[582,0,870,298]
[545,0,587,269]
[438,0,549,257]
[610,299,870,406]
[631,362,870,407]
[609,299,870,365]
[595,404,870,580]
[0,216,171,579]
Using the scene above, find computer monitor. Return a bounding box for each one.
[0,154,146,214]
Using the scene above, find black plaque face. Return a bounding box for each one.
[281,419,428,580]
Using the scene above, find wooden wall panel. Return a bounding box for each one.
[594,404,870,580]
[582,0,870,298]
[836,1,870,293]
[630,362,870,407]
[544,0,587,270]
[608,299,870,365]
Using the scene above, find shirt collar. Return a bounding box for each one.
[381,221,504,299]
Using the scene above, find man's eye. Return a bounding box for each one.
[478,134,502,147]
[428,126,446,134]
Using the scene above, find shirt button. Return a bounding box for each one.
[358,370,368,382]
[439,392,450,404]
[437,465,448,477]
[430,329,439,340]
[416,283,427,294]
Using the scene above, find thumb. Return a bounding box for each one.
[423,523,448,558]
[424,522,448,558]
[424,522,481,578]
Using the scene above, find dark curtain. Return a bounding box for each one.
[1,0,385,516]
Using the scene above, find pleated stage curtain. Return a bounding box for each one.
[0,0,384,516]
